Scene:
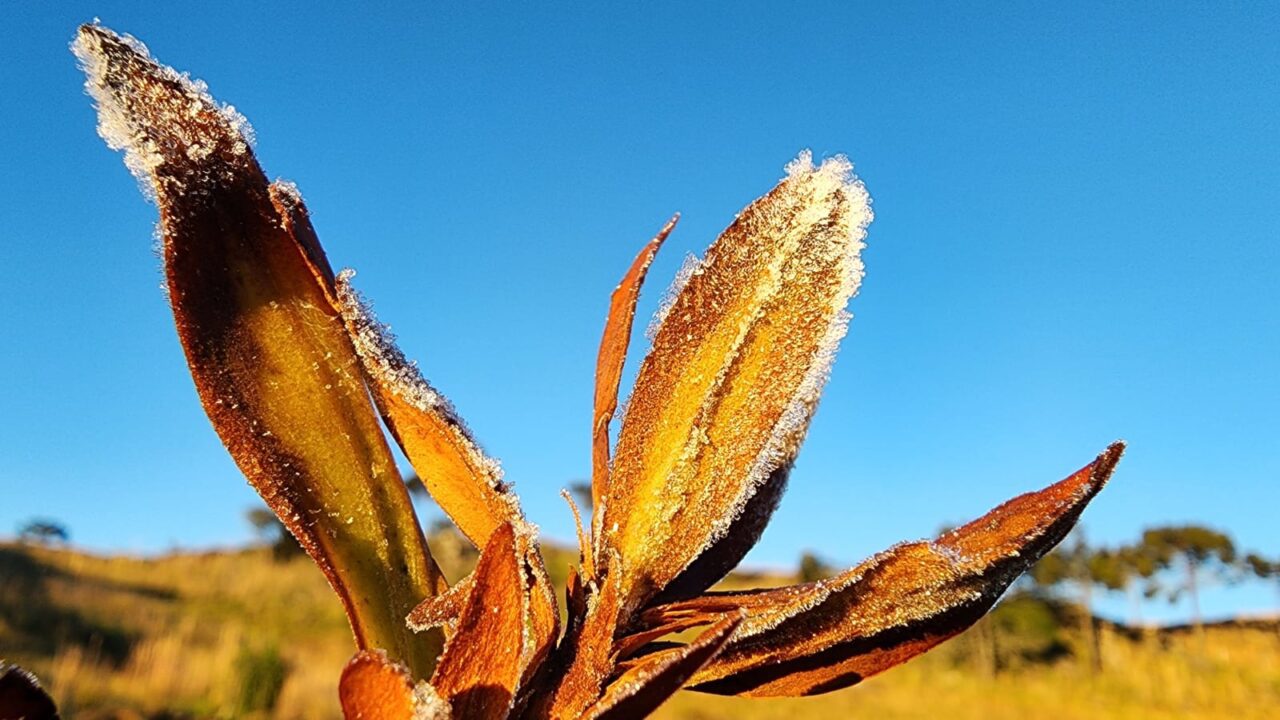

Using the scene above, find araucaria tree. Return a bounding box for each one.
[63,23,1124,719]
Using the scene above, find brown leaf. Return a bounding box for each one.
[532,559,624,720]
[517,539,562,708]
[340,651,449,720]
[583,614,743,720]
[591,216,677,520]
[335,269,560,676]
[599,153,872,610]
[0,664,59,720]
[660,443,1124,696]
[430,523,529,719]
[335,272,522,549]
[74,24,444,676]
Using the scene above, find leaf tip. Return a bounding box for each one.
[73,21,256,197]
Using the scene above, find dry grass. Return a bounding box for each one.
[2,541,1276,719]
[656,626,1280,720]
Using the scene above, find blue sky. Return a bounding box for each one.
[2,3,1276,622]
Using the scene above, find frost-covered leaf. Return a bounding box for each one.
[429,523,529,719]
[336,271,522,549]
[649,443,1124,696]
[599,152,873,610]
[75,23,444,677]
[582,613,742,720]
[340,651,450,720]
[590,216,677,522]
[0,663,59,720]
[407,573,474,633]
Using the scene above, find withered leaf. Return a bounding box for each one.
[407,572,474,633]
[74,24,444,677]
[600,154,872,611]
[655,443,1125,696]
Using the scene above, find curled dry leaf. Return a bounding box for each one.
[429,523,528,718]
[582,613,744,720]
[81,22,1124,719]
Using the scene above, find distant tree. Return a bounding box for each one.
[17,519,69,546]
[1029,533,1101,671]
[429,517,456,535]
[567,481,593,514]
[1244,552,1278,613]
[404,472,430,500]
[798,551,834,583]
[1141,525,1239,633]
[244,506,304,561]
[245,507,277,534]
[1117,543,1160,625]
[1085,543,1159,626]
[1244,553,1273,579]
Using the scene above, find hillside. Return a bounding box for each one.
[2,540,1277,719]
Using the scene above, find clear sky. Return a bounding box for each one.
[2,3,1277,622]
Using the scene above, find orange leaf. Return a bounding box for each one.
[533,558,624,720]
[600,153,872,610]
[430,523,533,719]
[336,272,522,549]
[591,216,677,522]
[340,651,449,720]
[655,443,1124,696]
[75,24,444,677]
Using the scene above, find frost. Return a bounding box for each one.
[72,23,256,201]
[335,269,510,494]
[678,150,874,571]
[336,270,460,420]
[411,680,451,720]
[272,178,303,205]
[646,252,703,342]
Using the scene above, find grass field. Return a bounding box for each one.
[2,540,1276,719]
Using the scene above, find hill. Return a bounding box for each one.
[1,540,1277,719]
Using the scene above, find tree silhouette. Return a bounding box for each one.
[1244,552,1278,613]
[403,472,430,500]
[16,519,69,546]
[567,481,593,515]
[1085,543,1160,626]
[244,506,304,561]
[1141,525,1238,633]
[1030,533,1102,671]
[797,551,833,583]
